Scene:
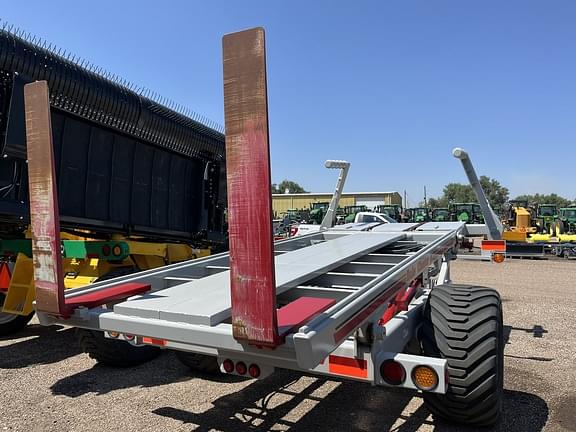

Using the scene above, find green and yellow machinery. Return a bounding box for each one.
[308,202,330,224]
[449,203,484,224]
[374,204,403,222]
[405,207,430,223]
[0,234,209,335]
[431,208,450,222]
[556,207,576,235]
[534,204,558,234]
[500,200,536,242]
[343,205,368,223]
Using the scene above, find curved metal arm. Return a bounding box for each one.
[452,148,503,240]
[320,160,350,229]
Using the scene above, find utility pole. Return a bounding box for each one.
[404,190,407,208]
[424,186,427,207]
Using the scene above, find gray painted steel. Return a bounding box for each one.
[452,148,503,240]
[113,231,405,325]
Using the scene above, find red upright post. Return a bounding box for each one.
[24,81,67,317]
[222,28,279,346]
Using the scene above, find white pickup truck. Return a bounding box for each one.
[291,212,396,237]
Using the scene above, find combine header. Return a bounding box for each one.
[34,28,505,426]
[0,26,228,336]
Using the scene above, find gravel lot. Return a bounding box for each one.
[1,259,575,432]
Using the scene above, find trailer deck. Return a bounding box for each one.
[39,222,462,377]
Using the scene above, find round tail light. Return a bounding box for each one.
[248,364,261,378]
[235,361,247,375]
[222,359,234,373]
[380,360,406,385]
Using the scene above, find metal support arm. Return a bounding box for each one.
[452,148,503,240]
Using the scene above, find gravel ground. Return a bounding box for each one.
[0,259,575,432]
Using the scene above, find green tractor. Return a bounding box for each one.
[535,204,558,234]
[344,205,368,223]
[555,207,576,235]
[406,207,430,223]
[431,207,450,222]
[449,203,484,224]
[374,205,403,222]
[308,202,330,224]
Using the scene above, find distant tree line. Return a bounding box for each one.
[425,176,574,209]
[271,178,574,209]
[271,180,308,194]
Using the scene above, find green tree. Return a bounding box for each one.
[272,180,308,194]
[514,193,572,208]
[442,183,477,205]
[479,176,509,208]
[424,197,444,208]
[427,176,509,209]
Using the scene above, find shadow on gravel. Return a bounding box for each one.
[153,370,549,432]
[50,351,244,396]
[0,325,82,369]
[504,324,548,344]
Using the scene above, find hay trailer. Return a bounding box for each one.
[34,28,505,426]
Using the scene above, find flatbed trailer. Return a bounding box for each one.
[33,28,505,426]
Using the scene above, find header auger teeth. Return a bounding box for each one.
[0,21,224,158]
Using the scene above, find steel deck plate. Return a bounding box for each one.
[113,232,404,325]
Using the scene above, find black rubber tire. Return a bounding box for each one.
[420,284,504,427]
[76,328,161,367]
[175,351,220,374]
[75,266,160,367]
[0,292,35,336]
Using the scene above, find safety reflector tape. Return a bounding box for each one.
[328,355,368,379]
[481,240,506,251]
[141,337,166,346]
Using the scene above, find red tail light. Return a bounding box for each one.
[380,360,406,385]
[235,361,247,375]
[248,364,261,378]
[223,359,234,373]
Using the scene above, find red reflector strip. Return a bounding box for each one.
[481,240,506,252]
[0,262,11,290]
[141,337,166,346]
[328,355,368,379]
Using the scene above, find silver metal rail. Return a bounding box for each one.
[452,147,503,240]
[320,160,350,229]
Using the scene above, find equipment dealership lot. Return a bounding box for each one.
[0,259,574,432]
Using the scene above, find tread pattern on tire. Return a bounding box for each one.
[0,293,35,336]
[421,283,504,426]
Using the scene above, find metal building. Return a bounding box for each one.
[272,192,402,217]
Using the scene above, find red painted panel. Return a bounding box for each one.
[329,355,368,379]
[65,283,151,309]
[222,28,279,346]
[24,81,67,316]
[277,297,336,339]
[481,240,506,251]
[0,262,11,291]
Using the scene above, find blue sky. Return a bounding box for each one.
[3,2,575,205]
